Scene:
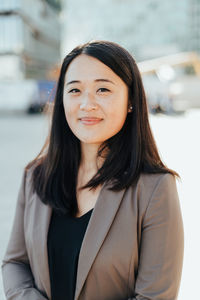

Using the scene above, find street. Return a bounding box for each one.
[0,109,199,300]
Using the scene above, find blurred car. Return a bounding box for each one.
[0,79,39,113]
[27,80,56,114]
[0,79,56,114]
[168,70,200,111]
[142,73,173,114]
[139,52,200,114]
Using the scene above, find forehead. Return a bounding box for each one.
[64,54,121,83]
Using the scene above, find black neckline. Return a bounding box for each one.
[74,208,94,220]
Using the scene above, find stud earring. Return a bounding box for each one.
[128,105,133,112]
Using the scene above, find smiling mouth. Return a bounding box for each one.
[79,118,103,125]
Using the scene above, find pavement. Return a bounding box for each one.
[0,109,200,300]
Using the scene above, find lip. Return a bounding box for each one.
[79,117,103,125]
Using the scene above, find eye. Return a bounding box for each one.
[68,88,80,93]
[97,88,110,93]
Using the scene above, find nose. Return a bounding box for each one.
[79,92,98,111]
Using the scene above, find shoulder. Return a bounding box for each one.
[127,172,178,214]
[23,162,39,198]
[138,172,176,193]
[138,172,179,214]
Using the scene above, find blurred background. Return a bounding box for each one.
[0,0,200,299]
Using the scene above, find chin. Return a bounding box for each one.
[78,132,117,144]
[80,139,104,145]
[77,135,105,144]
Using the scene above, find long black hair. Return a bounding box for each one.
[26,40,180,217]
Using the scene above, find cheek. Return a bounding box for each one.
[105,103,128,128]
[63,99,76,121]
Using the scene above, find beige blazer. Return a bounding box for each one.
[1,167,184,300]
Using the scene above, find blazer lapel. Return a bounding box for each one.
[33,181,126,300]
[33,196,52,300]
[74,181,127,300]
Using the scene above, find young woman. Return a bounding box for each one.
[1,40,184,300]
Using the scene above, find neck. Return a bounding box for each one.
[79,142,105,173]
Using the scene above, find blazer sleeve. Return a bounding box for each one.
[128,173,184,300]
[1,169,48,300]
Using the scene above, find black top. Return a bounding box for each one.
[47,208,93,300]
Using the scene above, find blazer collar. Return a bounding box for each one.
[36,181,126,300]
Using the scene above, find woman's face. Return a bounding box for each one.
[63,54,130,145]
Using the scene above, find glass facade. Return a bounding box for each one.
[0,0,21,11]
[190,0,200,52]
[45,0,62,11]
[0,0,61,79]
[0,15,23,53]
[62,0,200,61]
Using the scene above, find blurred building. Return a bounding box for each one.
[62,0,200,61]
[190,0,200,53]
[0,0,62,80]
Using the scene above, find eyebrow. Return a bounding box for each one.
[65,79,115,86]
